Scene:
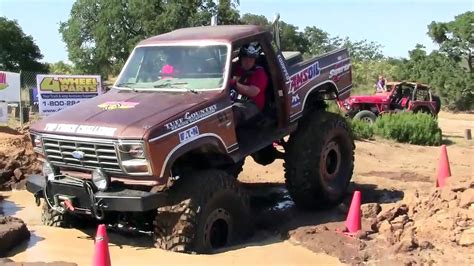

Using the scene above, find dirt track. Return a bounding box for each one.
[1,111,473,265]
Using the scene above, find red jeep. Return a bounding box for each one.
[339,81,441,123]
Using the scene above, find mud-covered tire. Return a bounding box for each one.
[284,111,355,210]
[154,169,250,253]
[251,145,277,166]
[353,110,377,124]
[41,201,72,228]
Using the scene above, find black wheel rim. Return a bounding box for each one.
[204,208,232,250]
[320,140,342,190]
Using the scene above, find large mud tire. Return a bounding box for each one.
[154,169,250,253]
[41,201,73,228]
[284,111,355,210]
[224,160,245,179]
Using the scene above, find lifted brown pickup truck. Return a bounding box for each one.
[26,24,354,253]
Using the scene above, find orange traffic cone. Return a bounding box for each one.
[93,224,111,266]
[436,145,451,188]
[344,191,361,235]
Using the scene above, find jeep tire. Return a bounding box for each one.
[284,111,354,209]
[353,110,377,124]
[154,169,250,253]
[41,201,73,228]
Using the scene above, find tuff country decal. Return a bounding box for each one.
[44,123,117,137]
[289,62,321,94]
[165,104,218,131]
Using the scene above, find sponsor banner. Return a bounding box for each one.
[0,71,21,102]
[36,75,102,116]
[0,102,8,123]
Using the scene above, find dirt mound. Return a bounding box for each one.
[288,176,474,265]
[0,128,42,190]
[0,216,30,256]
[369,176,474,264]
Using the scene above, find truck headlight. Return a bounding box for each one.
[92,168,109,191]
[31,134,44,154]
[117,142,151,175]
[43,162,56,180]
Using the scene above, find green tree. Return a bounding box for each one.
[59,0,240,77]
[48,61,75,74]
[0,17,48,73]
[428,11,473,73]
[303,26,339,55]
[241,13,270,27]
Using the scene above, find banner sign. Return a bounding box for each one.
[0,71,21,102]
[36,75,101,115]
[0,102,7,123]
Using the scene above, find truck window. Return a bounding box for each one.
[116,45,229,92]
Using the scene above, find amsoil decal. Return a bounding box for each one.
[329,63,351,82]
[179,126,199,143]
[98,101,139,110]
[0,72,8,90]
[289,62,321,94]
[165,104,218,131]
[44,123,117,137]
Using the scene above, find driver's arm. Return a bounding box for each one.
[235,68,268,98]
[236,82,260,97]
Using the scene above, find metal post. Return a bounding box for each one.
[19,70,23,127]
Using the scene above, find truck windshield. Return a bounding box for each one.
[116,45,228,91]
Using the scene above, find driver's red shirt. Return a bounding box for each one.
[232,65,268,110]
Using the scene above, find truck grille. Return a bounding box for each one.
[43,138,123,173]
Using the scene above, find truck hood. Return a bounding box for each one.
[347,93,390,104]
[31,89,210,139]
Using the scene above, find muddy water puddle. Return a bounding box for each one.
[1,190,341,265]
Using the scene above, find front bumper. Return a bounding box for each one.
[26,175,167,213]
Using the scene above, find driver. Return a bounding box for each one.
[230,43,269,126]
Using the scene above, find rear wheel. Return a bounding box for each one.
[154,169,249,253]
[353,110,377,124]
[284,111,355,209]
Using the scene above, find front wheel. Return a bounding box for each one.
[284,111,355,209]
[153,169,250,253]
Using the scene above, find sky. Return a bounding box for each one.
[0,0,472,63]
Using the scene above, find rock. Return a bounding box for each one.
[0,216,31,256]
[13,168,23,181]
[377,204,409,223]
[458,227,474,246]
[459,188,474,209]
[393,234,418,253]
[356,230,369,240]
[419,240,434,250]
[448,199,459,209]
[361,203,382,218]
[440,189,457,202]
[379,220,392,235]
[403,190,420,206]
[11,179,27,190]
